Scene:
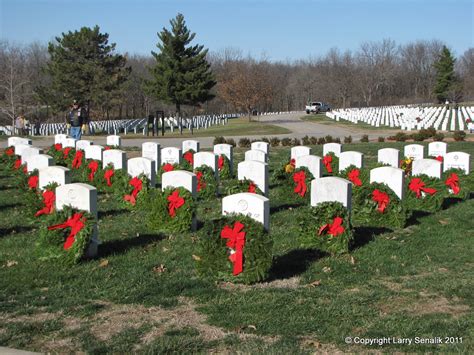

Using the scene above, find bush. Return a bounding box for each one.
[309,136,318,145]
[433,133,445,141]
[261,137,270,143]
[426,127,437,137]
[412,133,426,142]
[453,130,466,141]
[334,137,341,144]
[317,137,326,145]
[269,137,280,147]
[281,138,291,146]
[291,138,301,146]
[226,138,236,147]
[378,136,385,142]
[343,136,352,144]
[324,135,333,143]
[302,135,310,145]
[360,134,369,143]
[418,129,432,140]
[394,132,408,142]
[213,136,226,145]
[238,138,251,148]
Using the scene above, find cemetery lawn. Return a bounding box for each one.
[1,141,473,353]
[302,113,400,132]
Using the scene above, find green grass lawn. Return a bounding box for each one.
[1,142,473,353]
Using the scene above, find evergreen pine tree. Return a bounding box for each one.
[433,46,461,103]
[146,14,216,117]
[41,26,130,115]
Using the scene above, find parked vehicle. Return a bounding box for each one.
[305,102,331,114]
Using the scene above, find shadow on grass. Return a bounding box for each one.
[0,225,35,237]
[98,209,129,219]
[442,197,464,210]
[270,203,305,214]
[0,202,22,210]
[99,233,166,257]
[351,226,392,250]
[268,248,326,280]
[0,185,15,191]
[406,210,432,226]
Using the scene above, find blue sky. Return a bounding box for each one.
[1,0,472,61]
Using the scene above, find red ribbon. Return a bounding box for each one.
[5,147,14,156]
[88,161,99,181]
[220,221,246,276]
[293,170,307,197]
[408,178,437,198]
[23,165,28,174]
[318,217,345,237]
[163,163,174,172]
[14,159,22,170]
[290,158,295,167]
[183,151,194,165]
[348,168,362,186]
[63,147,72,159]
[323,155,333,173]
[372,189,390,213]
[435,155,443,162]
[28,175,39,190]
[72,150,83,169]
[54,143,62,151]
[196,171,206,192]
[35,190,55,217]
[167,189,185,217]
[218,155,224,170]
[248,182,256,193]
[445,173,460,195]
[123,177,143,206]
[48,212,86,250]
[104,169,114,186]
[104,146,111,151]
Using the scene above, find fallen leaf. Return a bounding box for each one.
[192,254,201,261]
[350,256,356,265]
[439,219,449,225]
[426,255,431,262]
[322,266,331,273]
[162,247,169,252]
[99,259,109,267]
[153,264,167,274]
[6,260,18,267]
[247,325,257,331]
[309,280,321,287]
[304,339,321,348]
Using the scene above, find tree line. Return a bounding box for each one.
[1,13,473,128]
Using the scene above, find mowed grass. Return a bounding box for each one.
[0,141,473,353]
[301,113,401,132]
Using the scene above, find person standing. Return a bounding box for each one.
[67,100,87,140]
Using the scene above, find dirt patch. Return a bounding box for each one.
[218,276,301,291]
[299,335,344,353]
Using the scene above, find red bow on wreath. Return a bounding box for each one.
[408,178,437,198]
[435,155,443,162]
[323,155,333,173]
[104,169,114,186]
[23,165,28,174]
[221,221,246,276]
[218,155,224,170]
[72,150,83,169]
[5,147,14,156]
[123,177,143,206]
[372,189,390,213]
[104,146,111,151]
[318,217,345,237]
[14,159,22,170]
[293,170,307,197]
[290,158,296,167]
[445,173,460,195]
[47,212,86,250]
[167,190,184,217]
[63,147,72,159]
[248,181,256,193]
[88,161,99,181]
[348,169,362,186]
[35,190,55,217]
[196,171,206,192]
[54,143,62,151]
[28,175,38,190]
[163,163,174,172]
[183,151,194,165]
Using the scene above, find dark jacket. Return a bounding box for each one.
[68,107,87,127]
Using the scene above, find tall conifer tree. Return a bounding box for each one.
[433,46,461,103]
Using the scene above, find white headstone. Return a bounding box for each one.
[412,159,442,179]
[182,140,200,153]
[214,143,233,172]
[311,177,352,210]
[161,147,182,165]
[84,145,104,161]
[291,146,312,160]
[54,134,68,145]
[14,143,32,156]
[338,151,364,172]
[63,138,76,148]
[404,144,424,160]
[370,166,405,199]
[161,170,197,198]
[245,149,267,163]
[103,149,127,170]
[251,141,269,154]
[20,146,43,164]
[222,193,270,231]
[127,157,156,186]
[237,160,269,196]
[193,151,218,175]
[443,152,471,174]
[377,148,400,168]
[8,137,31,147]
[323,143,342,157]
[428,142,447,157]
[106,135,121,147]
[295,155,322,178]
[25,154,53,172]
[39,166,71,189]
[76,140,93,151]
[142,142,161,172]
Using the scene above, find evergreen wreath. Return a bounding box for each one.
[298,202,353,255]
[194,166,218,199]
[405,174,444,212]
[37,205,95,265]
[1,146,17,166]
[338,165,369,190]
[33,183,59,218]
[118,173,150,209]
[442,168,469,200]
[62,147,77,167]
[96,164,129,194]
[47,144,66,165]
[224,178,264,196]
[76,159,102,184]
[287,166,313,199]
[146,187,195,234]
[195,214,273,284]
[352,182,409,229]
[181,149,196,171]
[271,158,295,183]
[322,152,338,176]
[217,154,233,179]
[158,162,181,181]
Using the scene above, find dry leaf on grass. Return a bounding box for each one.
[153,264,167,274]
[308,280,321,287]
[439,219,450,225]
[322,266,331,273]
[5,260,18,267]
[192,255,201,261]
[99,259,109,268]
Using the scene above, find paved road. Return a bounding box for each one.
[2,112,394,149]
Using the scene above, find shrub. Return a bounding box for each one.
[269,137,280,147]
[418,129,431,140]
[453,130,466,141]
[317,137,326,145]
[412,133,426,142]
[309,136,318,145]
[378,136,385,142]
[281,138,291,146]
[343,136,352,144]
[394,132,407,142]
[291,138,301,146]
[433,133,445,142]
[324,135,333,143]
[426,127,437,137]
[261,137,270,143]
[226,138,236,147]
[213,136,226,145]
[360,134,369,143]
[334,137,341,144]
[302,135,310,145]
[238,138,251,148]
